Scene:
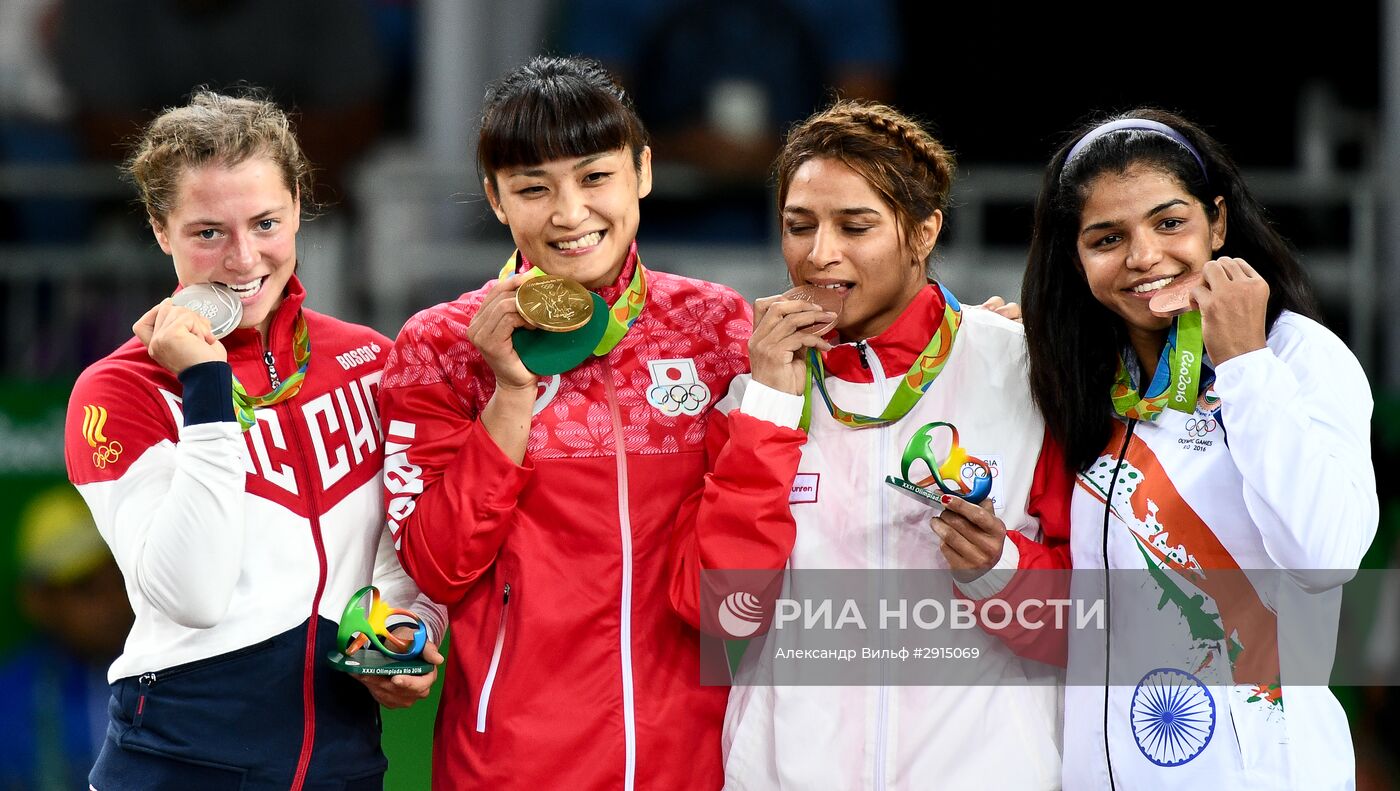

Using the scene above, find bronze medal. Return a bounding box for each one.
[517,276,595,332]
[1148,272,1203,317]
[782,284,845,336]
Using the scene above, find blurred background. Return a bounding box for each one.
[1,0,1397,788]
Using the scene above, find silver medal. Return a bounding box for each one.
[172,283,243,338]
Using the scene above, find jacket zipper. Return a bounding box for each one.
[1101,419,1137,791]
[866,348,891,789]
[475,582,512,733]
[267,325,329,791]
[262,348,282,389]
[133,672,157,728]
[855,339,871,369]
[602,360,638,791]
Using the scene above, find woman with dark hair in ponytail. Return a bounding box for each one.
[1023,109,1376,789]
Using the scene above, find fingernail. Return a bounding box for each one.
[940,495,951,504]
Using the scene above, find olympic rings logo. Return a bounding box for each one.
[1184,417,1217,438]
[92,441,123,469]
[961,459,999,483]
[647,383,710,416]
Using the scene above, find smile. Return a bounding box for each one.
[552,231,603,251]
[1129,275,1179,294]
[218,276,267,300]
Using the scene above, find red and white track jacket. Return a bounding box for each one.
[669,284,1074,790]
[379,248,757,790]
[66,277,442,784]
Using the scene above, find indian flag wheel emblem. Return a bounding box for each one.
[1130,668,1216,766]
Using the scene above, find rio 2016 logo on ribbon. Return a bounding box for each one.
[885,421,993,505]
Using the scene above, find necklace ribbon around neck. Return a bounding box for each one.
[232,311,310,431]
[498,251,648,359]
[1110,311,1204,421]
[799,284,963,432]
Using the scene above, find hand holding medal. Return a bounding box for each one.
[483,252,650,379]
[172,283,243,338]
[1187,257,1270,366]
[749,285,841,396]
[133,283,241,374]
[1148,272,1203,317]
[510,272,610,376]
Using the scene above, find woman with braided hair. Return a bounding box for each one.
[668,99,1071,788]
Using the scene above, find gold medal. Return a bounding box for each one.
[516,276,595,332]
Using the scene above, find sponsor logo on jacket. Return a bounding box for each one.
[82,404,123,468]
[790,473,819,504]
[335,342,382,371]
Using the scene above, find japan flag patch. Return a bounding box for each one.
[646,358,711,416]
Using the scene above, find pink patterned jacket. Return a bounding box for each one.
[379,245,779,790]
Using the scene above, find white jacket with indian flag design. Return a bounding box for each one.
[1064,311,1377,790]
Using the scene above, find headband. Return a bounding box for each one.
[1064,118,1207,179]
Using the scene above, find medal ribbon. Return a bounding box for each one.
[799,284,962,432]
[1109,310,1203,421]
[498,250,649,357]
[232,311,310,431]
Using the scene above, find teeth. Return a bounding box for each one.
[554,231,601,250]
[814,283,848,289]
[1131,277,1174,294]
[224,277,264,297]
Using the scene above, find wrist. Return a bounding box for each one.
[488,380,538,416]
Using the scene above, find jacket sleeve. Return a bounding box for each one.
[668,379,808,631]
[66,362,247,629]
[1212,315,1378,582]
[369,522,448,642]
[955,427,1073,665]
[379,318,531,608]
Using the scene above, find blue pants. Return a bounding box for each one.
[90,618,388,790]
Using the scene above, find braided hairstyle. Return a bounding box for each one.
[774,100,956,265]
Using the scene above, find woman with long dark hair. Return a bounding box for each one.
[1023,109,1376,789]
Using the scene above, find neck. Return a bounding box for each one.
[1128,326,1168,382]
[256,293,286,344]
[582,261,625,291]
[838,277,925,344]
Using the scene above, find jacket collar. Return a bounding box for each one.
[821,283,947,383]
[216,274,307,360]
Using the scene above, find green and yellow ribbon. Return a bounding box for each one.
[800,284,963,432]
[1110,311,1203,421]
[232,311,310,431]
[497,248,648,358]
